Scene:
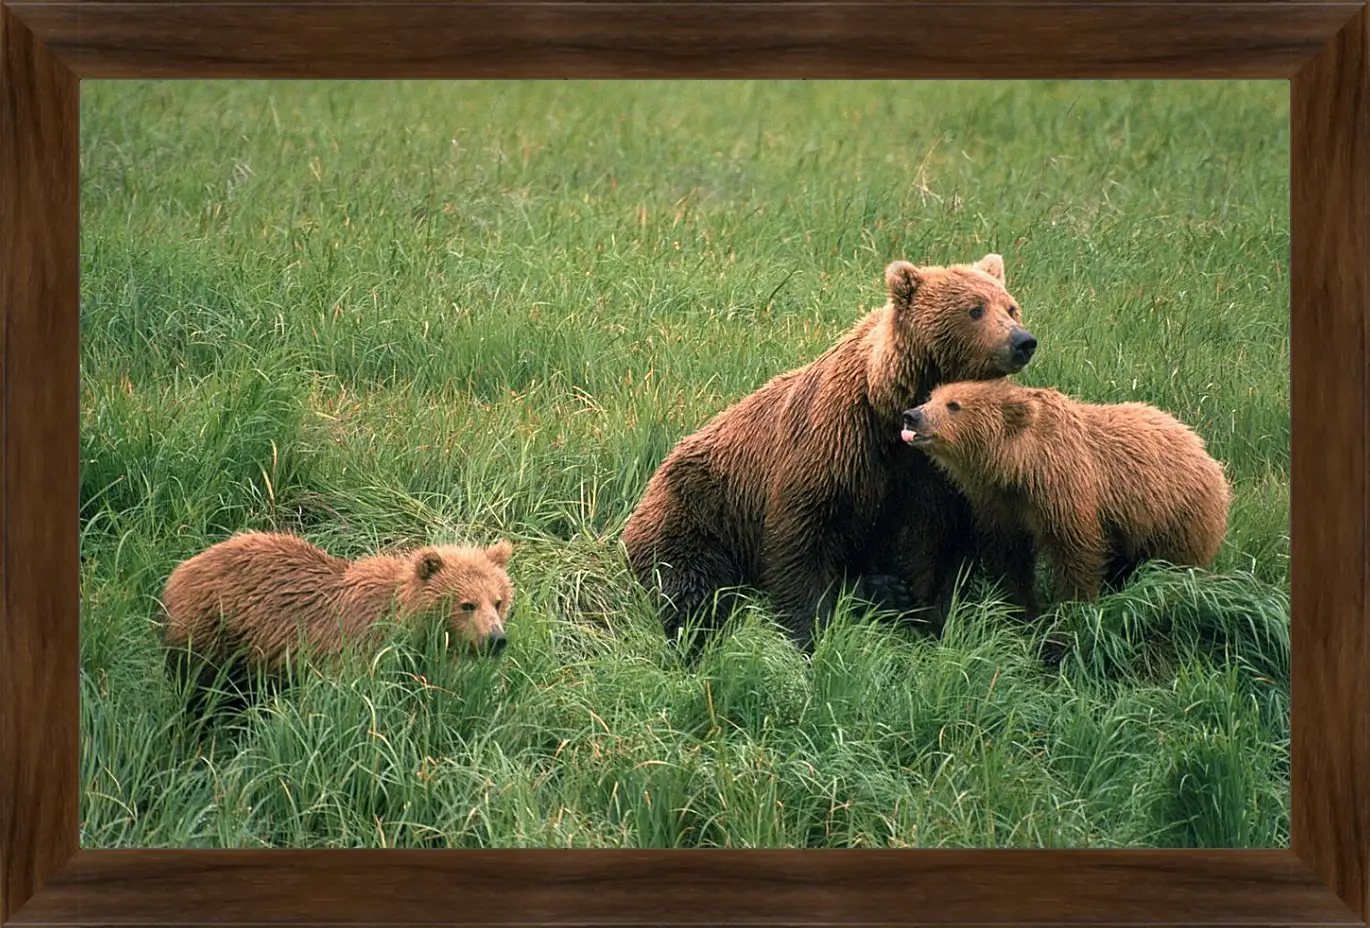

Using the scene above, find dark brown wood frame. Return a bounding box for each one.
[1,3,1365,926]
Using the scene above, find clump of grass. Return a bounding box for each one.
[1126,662,1289,848]
[1045,563,1289,695]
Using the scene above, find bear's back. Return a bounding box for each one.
[162,532,352,649]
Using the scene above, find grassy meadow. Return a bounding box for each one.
[79,80,1291,849]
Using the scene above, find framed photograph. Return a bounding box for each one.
[2,3,1365,926]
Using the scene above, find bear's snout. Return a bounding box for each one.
[901,407,934,446]
[1009,329,1037,366]
[485,630,508,654]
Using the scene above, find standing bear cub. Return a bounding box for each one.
[621,254,1037,650]
[162,531,515,691]
[901,379,1230,615]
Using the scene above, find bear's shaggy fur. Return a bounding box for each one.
[901,379,1230,613]
[161,532,515,686]
[621,254,1038,649]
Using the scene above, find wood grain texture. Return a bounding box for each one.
[5,848,1363,927]
[0,0,1366,926]
[1290,5,1370,922]
[0,3,80,925]
[5,1,1361,79]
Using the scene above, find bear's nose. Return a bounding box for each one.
[903,408,924,429]
[1011,330,1038,359]
[486,631,508,654]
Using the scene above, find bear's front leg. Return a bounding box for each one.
[978,523,1041,620]
[848,572,917,614]
[865,468,980,633]
[1041,526,1107,605]
[759,511,848,652]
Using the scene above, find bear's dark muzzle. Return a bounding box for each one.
[1009,329,1038,366]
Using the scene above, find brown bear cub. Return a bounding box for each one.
[901,379,1230,616]
[621,254,1037,651]
[161,532,514,699]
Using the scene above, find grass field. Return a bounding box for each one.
[79,80,1291,849]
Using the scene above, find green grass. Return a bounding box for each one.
[79,80,1291,849]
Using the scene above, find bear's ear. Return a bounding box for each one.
[975,253,1006,282]
[415,548,444,582]
[1002,396,1035,433]
[884,260,924,306]
[485,539,513,568]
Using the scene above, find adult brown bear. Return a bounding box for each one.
[621,254,1037,650]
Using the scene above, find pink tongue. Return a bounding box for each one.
[900,428,917,443]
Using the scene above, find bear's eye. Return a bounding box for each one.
[495,599,503,610]
[460,602,477,612]
[947,400,962,412]
[968,305,984,320]
[1008,304,1019,318]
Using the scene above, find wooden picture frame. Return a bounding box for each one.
[2,3,1365,925]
